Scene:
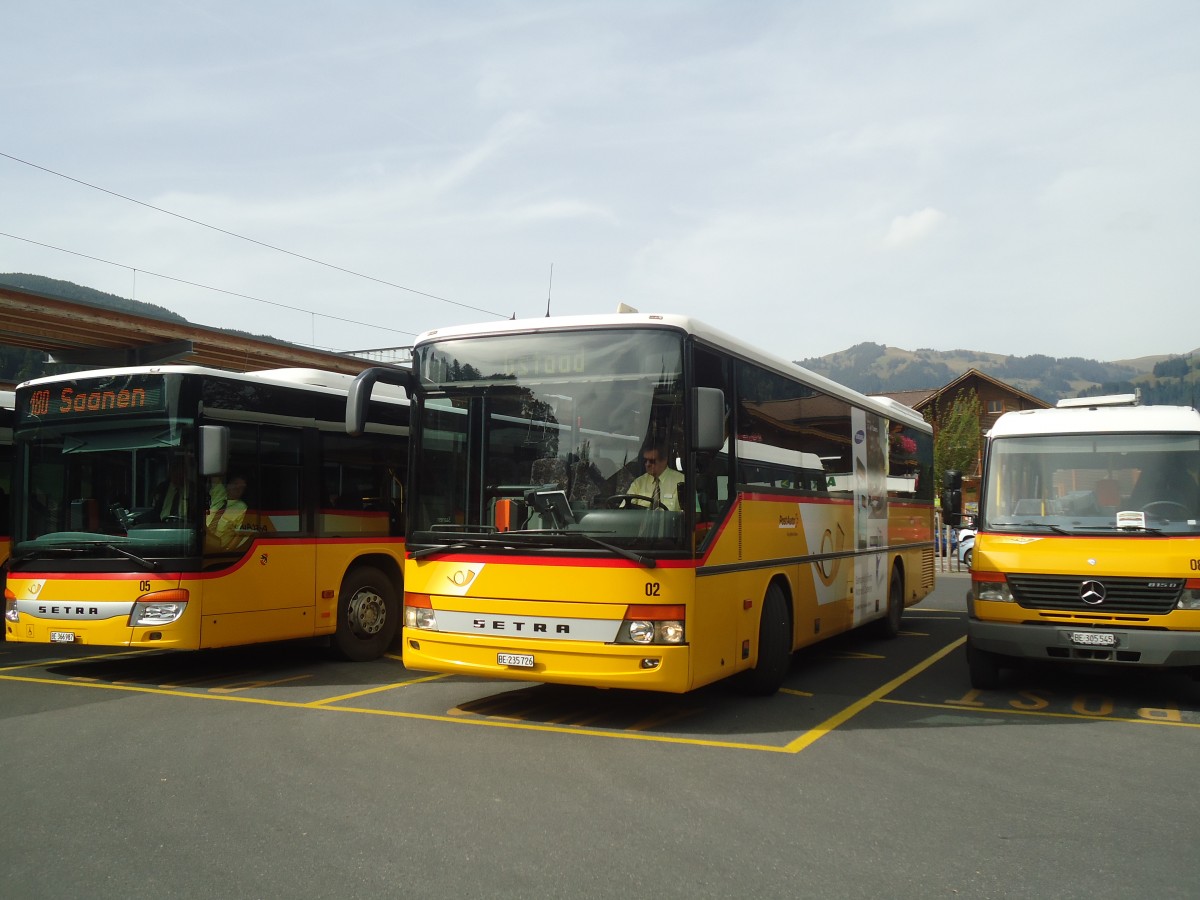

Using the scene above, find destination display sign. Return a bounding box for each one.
[21,374,168,423]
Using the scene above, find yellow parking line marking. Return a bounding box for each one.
[0,669,791,752]
[779,688,813,697]
[0,649,150,672]
[908,607,961,614]
[307,673,447,707]
[0,635,971,754]
[209,674,314,694]
[781,636,966,753]
[878,697,1200,728]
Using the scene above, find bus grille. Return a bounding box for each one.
[1008,574,1183,615]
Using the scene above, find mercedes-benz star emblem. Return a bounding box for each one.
[1080,581,1107,605]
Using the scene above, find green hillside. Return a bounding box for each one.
[796,342,1199,406]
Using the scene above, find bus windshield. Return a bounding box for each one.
[14,373,198,559]
[982,432,1200,534]
[412,328,689,553]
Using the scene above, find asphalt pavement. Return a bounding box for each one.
[3,569,1197,900]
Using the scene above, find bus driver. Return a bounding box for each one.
[628,440,684,511]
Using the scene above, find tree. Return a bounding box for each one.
[929,388,983,488]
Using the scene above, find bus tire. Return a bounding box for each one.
[966,641,1003,690]
[333,566,399,662]
[739,584,792,696]
[874,565,905,639]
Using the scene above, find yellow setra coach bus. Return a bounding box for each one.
[5,366,408,660]
[348,311,935,694]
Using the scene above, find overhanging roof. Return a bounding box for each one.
[0,283,390,381]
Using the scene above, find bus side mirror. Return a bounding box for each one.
[693,387,725,452]
[347,367,414,436]
[941,470,963,526]
[199,425,229,477]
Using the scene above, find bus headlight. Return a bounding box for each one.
[973,576,1014,603]
[4,594,18,623]
[658,620,685,643]
[1178,582,1200,610]
[405,595,437,630]
[618,606,686,645]
[129,589,189,626]
[628,620,656,644]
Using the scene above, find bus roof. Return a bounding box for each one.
[989,403,1200,439]
[16,364,408,402]
[417,312,930,432]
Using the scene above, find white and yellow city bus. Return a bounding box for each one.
[5,366,408,660]
[348,312,934,694]
[967,395,1200,688]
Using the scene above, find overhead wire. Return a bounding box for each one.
[0,230,417,338]
[0,150,508,319]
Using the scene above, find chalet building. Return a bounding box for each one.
[876,368,1050,478]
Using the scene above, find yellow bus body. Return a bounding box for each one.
[5,535,404,650]
[967,399,1200,685]
[403,495,932,693]
[972,533,1200,633]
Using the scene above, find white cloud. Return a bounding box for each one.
[882,208,947,248]
[3,0,1199,363]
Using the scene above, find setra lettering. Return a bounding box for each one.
[468,619,566,634]
[39,605,99,616]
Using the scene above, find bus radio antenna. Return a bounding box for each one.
[545,263,554,317]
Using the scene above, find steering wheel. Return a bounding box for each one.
[109,503,135,530]
[604,493,667,511]
[1141,500,1190,521]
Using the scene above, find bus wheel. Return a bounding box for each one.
[739,584,792,696]
[333,566,399,662]
[874,566,904,639]
[966,641,1003,690]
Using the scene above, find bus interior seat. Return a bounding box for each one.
[1094,478,1120,508]
[569,459,603,508]
[531,456,567,490]
[69,498,100,530]
[1012,498,1046,516]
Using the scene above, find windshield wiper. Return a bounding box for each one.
[103,542,160,571]
[573,532,657,568]
[9,541,160,570]
[988,522,1073,535]
[1071,524,1166,535]
[409,532,657,568]
[8,547,86,564]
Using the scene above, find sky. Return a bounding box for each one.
[2,0,1198,364]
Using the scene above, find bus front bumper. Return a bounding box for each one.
[967,620,1200,668]
[402,628,693,693]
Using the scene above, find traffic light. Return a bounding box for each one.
[942,469,963,526]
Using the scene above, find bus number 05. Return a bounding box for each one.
[645,582,661,597]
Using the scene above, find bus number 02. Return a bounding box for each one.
[645,582,661,597]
